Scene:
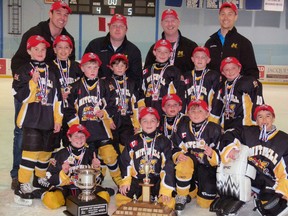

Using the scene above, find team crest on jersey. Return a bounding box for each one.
[248,157,270,176]
[181,132,186,138]
[130,140,138,148]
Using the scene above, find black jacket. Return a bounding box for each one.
[144,30,198,75]
[205,27,259,79]
[11,20,75,74]
[84,33,142,90]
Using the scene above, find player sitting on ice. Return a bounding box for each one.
[41,124,113,209]
[212,104,288,216]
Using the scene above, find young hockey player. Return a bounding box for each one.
[41,124,112,209]
[210,57,263,131]
[50,35,82,148]
[116,107,175,209]
[171,99,222,211]
[161,93,184,139]
[184,46,220,111]
[65,52,122,186]
[106,53,140,154]
[139,39,185,118]
[12,35,62,205]
[216,104,288,216]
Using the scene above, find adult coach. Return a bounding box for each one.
[205,2,259,79]
[84,14,142,90]
[10,1,75,190]
[144,9,198,75]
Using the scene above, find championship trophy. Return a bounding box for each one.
[112,161,176,216]
[64,168,108,216]
[139,162,154,202]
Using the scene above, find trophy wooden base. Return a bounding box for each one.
[64,195,108,216]
[112,201,176,216]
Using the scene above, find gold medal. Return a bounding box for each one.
[67,155,74,164]
[197,139,206,149]
[121,108,126,116]
[41,97,48,105]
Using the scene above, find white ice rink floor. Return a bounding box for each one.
[1,77,288,216]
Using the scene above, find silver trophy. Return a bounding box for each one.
[143,162,151,184]
[75,168,99,202]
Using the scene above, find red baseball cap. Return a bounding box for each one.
[109,53,128,65]
[220,57,242,72]
[162,94,182,108]
[187,99,209,112]
[161,9,179,21]
[108,14,127,27]
[139,107,160,121]
[192,46,210,58]
[254,104,275,119]
[154,39,172,52]
[53,35,73,48]
[81,52,102,66]
[67,124,90,138]
[27,35,50,49]
[219,2,238,15]
[50,1,72,14]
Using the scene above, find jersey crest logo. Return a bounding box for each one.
[181,132,186,138]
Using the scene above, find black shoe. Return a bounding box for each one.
[14,183,34,199]
[11,177,19,190]
[105,187,115,196]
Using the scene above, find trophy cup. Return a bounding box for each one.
[139,162,154,202]
[64,168,108,216]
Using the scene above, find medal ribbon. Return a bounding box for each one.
[113,75,127,109]
[67,146,86,167]
[192,120,208,141]
[142,134,157,162]
[82,78,101,108]
[151,63,169,94]
[30,63,48,100]
[192,68,208,100]
[164,114,180,138]
[259,125,276,142]
[56,59,70,88]
[224,75,241,116]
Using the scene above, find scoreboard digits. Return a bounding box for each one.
[69,0,156,17]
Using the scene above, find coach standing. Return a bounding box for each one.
[84,14,142,90]
[205,2,259,79]
[10,1,75,190]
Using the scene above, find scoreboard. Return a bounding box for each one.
[69,0,156,17]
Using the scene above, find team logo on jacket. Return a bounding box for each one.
[130,140,138,148]
[231,43,238,49]
[181,132,186,138]
[177,51,184,57]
